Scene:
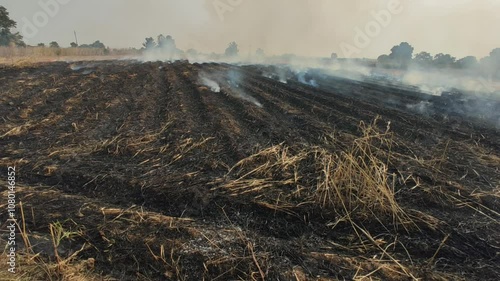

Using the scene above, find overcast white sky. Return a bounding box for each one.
[1,0,499,59]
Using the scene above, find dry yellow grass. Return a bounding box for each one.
[0,46,140,65]
[0,200,106,281]
[221,118,410,228]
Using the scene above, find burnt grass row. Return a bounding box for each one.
[0,60,499,280]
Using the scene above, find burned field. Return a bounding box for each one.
[1,60,499,280]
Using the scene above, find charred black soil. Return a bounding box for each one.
[1,60,499,280]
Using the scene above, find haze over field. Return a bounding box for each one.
[2,0,500,58]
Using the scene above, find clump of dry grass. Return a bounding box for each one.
[146,244,187,280]
[195,208,270,281]
[221,118,411,227]
[0,202,104,281]
[218,118,424,279]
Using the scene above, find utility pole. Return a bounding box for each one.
[74,31,79,46]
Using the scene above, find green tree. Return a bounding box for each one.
[388,42,414,68]
[155,34,179,60]
[90,40,105,48]
[37,43,46,47]
[481,48,500,78]
[414,51,433,66]
[70,42,78,48]
[489,48,500,64]
[157,35,176,50]
[49,41,60,48]
[433,53,456,68]
[0,5,25,46]
[143,37,155,49]
[456,56,477,68]
[79,40,106,49]
[157,34,165,47]
[376,54,392,68]
[225,41,239,57]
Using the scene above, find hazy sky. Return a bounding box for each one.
[2,0,500,59]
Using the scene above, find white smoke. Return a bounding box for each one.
[227,69,263,107]
[199,75,220,92]
[296,71,318,88]
[401,67,500,97]
[406,101,432,114]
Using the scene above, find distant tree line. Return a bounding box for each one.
[142,35,178,51]
[142,35,240,59]
[141,34,184,60]
[377,42,500,78]
[1,5,109,52]
[31,40,109,54]
[69,40,107,49]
